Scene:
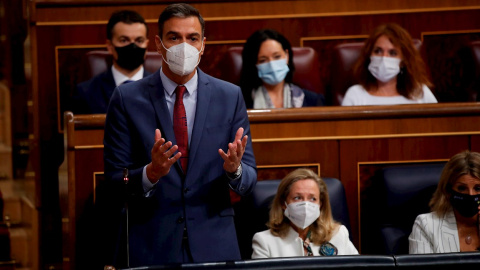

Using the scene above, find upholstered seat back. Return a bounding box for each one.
[81,50,162,82]
[378,163,445,255]
[329,39,422,105]
[219,46,324,94]
[235,177,351,259]
[469,41,480,101]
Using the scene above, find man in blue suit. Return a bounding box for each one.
[103,3,257,267]
[73,10,150,114]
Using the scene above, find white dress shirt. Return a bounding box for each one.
[111,65,144,86]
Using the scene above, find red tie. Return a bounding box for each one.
[173,85,188,173]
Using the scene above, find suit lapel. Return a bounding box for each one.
[187,69,212,175]
[147,71,177,146]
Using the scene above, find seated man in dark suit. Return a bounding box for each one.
[73,10,150,114]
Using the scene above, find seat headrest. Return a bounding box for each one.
[381,163,445,208]
[83,50,163,80]
[219,46,323,94]
[329,39,422,105]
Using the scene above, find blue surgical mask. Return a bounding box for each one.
[256,58,290,86]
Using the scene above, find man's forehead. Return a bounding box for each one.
[112,22,147,36]
[162,16,202,36]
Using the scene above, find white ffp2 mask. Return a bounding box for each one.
[284,201,320,229]
[160,40,203,76]
[368,56,401,83]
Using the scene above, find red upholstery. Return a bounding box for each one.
[82,50,162,80]
[219,46,323,94]
[470,41,480,101]
[329,39,422,106]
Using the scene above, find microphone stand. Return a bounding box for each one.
[123,168,130,268]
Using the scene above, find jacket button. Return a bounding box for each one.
[177,217,184,224]
[183,188,190,194]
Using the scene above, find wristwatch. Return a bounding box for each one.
[227,164,242,179]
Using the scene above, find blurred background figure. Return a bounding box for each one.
[409,150,480,253]
[72,10,150,114]
[342,23,437,106]
[240,29,324,109]
[252,168,357,258]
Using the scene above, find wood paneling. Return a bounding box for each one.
[61,103,480,268]
[28,1,480,268]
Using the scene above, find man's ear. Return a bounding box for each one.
[106,39,115,54]
[199,37,206,56]
[154,35,163,55]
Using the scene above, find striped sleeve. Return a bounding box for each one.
[409,214,434,254]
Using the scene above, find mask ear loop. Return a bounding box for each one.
[158,39,171,66]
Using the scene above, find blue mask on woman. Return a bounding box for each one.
[256,59,290,86]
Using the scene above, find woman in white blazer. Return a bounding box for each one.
[409,150,480,254]
[251,169,358,258]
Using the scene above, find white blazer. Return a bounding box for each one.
[409,210,460,254]
[252,225,358,258]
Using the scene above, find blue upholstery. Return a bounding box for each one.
[378,163,446,255]
[234,177,351,259]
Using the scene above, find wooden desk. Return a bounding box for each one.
[60,102,480,269]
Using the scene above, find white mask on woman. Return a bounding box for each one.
[284,201,320,229]
[160,40,203,76]
[368,56,401,83]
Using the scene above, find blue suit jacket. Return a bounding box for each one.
[103,69,257,266]
[73,68,151,114]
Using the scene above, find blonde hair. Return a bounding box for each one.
[430,150,480,216]
[268,168,339,245]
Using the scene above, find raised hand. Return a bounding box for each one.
[146,129,181,183]
[218,127,248,174]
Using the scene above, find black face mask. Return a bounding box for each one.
[114,43,146,71]
[450,190,480,218]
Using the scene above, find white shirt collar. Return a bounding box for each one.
[111,65,144,86]
[160,67,198,97]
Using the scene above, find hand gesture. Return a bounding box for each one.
[218,127,248,173]
[146,129,181,183]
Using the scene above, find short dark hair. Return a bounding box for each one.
[240,29,295,107]
[157,3,205,39]
[106,10,148,40]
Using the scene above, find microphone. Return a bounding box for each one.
[123,168,129,184]
[123,168,130,268]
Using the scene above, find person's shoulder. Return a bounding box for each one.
[198,69,240,90]
[334,224,350,237]
[291,84,325,106]
[414,211,438,224]
[419,85,438,103]
[345,84,366,95]
[77,70,113,90]
[253,229,277,241]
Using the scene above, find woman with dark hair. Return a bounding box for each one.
[409,150,480,253]
[240,29,324,109]
[342,23,437,106]
[251,168,358,258]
